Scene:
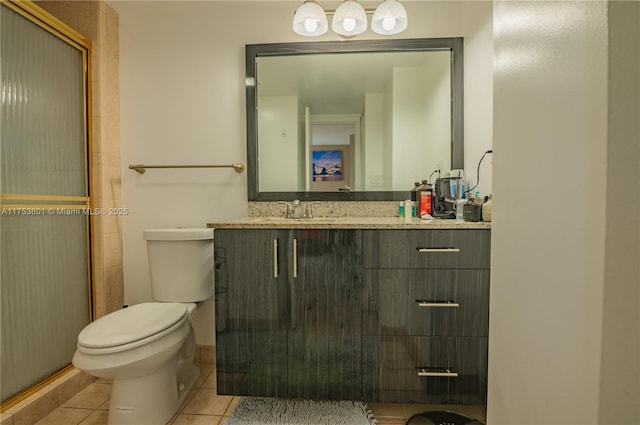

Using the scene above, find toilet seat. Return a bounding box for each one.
[77,303,190,355]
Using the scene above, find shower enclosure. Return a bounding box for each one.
[0,1,92,404]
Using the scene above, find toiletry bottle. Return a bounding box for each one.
[456,193,466,219]
[410,182,420,217]
[417,180,433,218]
[404,200,413,223]
[482,195,492,222]
[398,201,405,217]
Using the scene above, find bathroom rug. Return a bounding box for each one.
[225,397,377,425]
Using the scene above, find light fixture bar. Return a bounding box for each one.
[293,0,407,37]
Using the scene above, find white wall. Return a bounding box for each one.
[462,1,493,198]
[258,95,298,191]
[489,1,610,423]
[598,1,640,423]
[391,59,451,188]
[113,0,494,345]
[363,93,384,190]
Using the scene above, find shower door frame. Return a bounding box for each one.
[0,0,94,409]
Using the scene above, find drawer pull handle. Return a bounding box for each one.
[416,300,460,308]
[273,239,279,278]
[417,367,458,378]
[417,248,460,253]
[292,238,298,278]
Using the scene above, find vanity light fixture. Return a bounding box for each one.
[292,0,329,36]
[293,0,407,37]
[371,0,408,35]
[332,0,368,36]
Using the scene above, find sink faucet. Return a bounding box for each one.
[278,200,304,219]
[278,200,320,219]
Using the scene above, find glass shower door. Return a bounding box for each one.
[0,2,91,403]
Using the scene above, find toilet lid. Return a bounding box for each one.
[78,303,188,349]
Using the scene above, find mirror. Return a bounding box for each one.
[246,38,463,201]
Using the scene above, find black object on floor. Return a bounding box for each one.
[406,410,485,425]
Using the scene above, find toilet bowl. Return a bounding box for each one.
[72,228,214,425]
[73,302,199,425]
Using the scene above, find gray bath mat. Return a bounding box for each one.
[225,397,377,425]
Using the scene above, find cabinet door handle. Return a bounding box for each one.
[417,367,458,378]
[292,238,298,277]
[417,248,460,253]
[416,300,460,308]
[273,238,279,278]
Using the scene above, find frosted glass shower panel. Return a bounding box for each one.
[0,214,90,401]
[0,2,91,403]
[1,5,86,197]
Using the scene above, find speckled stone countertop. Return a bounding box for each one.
[207,216,490,229]
[208,201,490,229]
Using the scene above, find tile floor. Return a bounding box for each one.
[28,363,486,425]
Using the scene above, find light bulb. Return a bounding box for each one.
[382,16,396,31]
[304,19,318,33]
[342,17,356,32]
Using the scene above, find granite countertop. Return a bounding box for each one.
[207,216,491,229]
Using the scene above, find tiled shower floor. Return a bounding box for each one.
[25,363,486,425]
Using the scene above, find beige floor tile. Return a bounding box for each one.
[181,389,233,416]
[0,412,14,425]
[170,414,222,425]
[201,370,216,389]
[78,410,108,425]
[375,419,406,425]
[195,365,215,388]
[368,402,406,419]
[223,397,243,416]
[62,384,111,410]
[12,388,59,425]
[34,407,93,425]
[58,373,94,406]
[97,398,109,411]
[402,403,442,417]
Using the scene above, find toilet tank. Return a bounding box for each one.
[143,228,214,302]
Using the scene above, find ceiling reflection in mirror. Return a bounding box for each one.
[247,38,463,201]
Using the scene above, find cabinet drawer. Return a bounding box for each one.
[370,269,490,337]
[363,229,491,269]
[363,336,487,404]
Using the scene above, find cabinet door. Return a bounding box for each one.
[214,229,289,398]
[287,229,363,400]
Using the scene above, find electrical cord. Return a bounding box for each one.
[464,149,493,195]
[427,169,440,185]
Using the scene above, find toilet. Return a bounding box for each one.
[72,228,214,425]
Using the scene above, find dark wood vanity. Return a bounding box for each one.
[210,218,490,406]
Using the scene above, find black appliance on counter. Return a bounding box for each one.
[406,410,484,425]
[432,177,463,219]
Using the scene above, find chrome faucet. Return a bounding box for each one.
[278,200,320,219]
[304,201,320,219]
[278,200,304,219]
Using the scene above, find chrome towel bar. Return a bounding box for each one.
[128,163,245,174]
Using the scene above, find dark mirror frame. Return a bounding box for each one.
[246,37,464,202]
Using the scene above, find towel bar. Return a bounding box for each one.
[128,163,245,174]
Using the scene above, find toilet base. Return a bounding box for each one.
[108,358,199,425]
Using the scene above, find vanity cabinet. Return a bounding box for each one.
[214,228,365,400]
[362,229,491,405]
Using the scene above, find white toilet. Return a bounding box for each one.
[72,228,214,425]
